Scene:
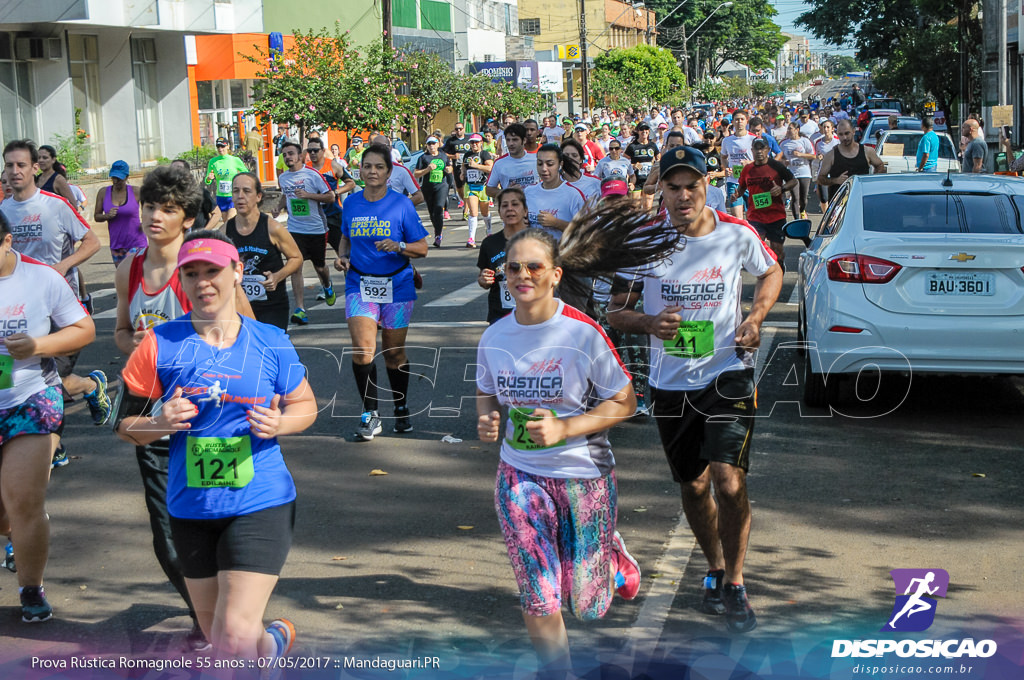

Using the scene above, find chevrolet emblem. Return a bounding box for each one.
[948,253,975,262]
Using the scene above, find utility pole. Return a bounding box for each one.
[998,0,1007,105]
[681,23,689,85]
[579,0,590,115]
[382,0,393,48]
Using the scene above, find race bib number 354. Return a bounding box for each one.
[664,320,715,359]
[186,436,255,488]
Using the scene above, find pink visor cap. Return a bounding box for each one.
[177,239,240,268]
[601,179,629,197]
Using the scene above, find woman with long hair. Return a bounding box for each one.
[780,122,815,219]
[35,145,78,208]
[523,144,586,240]
[476,204,681,675]
[117,229,317,661]
[476,186,530,324]
[559,139,600,200]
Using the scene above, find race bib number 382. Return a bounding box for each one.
[186,436,255,488]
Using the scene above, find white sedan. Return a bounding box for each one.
[875,130,959,173]
[790,173,1024,407]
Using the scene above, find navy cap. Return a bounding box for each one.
[659,145,707,179]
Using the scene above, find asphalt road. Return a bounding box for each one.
[0,203,1021,679]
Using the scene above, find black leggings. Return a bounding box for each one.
[422,184,447,237]
[789,177,811,218]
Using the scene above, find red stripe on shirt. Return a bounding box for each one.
[713,210,779,262]
[40,189,91,230]
[559,303,632,380]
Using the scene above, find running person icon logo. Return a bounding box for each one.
[882,568,949,632]
[197,380,227,407]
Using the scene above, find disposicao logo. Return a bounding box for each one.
[831,568,998,659]
[883,568,949,632]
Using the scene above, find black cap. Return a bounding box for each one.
[659,145,707,179]
[751,138,769,150]
[215,137,228,146]
[635,122,651,131]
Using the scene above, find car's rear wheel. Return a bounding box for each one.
[803,352,839,408]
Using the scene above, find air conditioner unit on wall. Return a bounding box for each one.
[15,37,64,61]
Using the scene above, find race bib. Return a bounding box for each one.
[664,320,715,359]
[0,354,12,390]
[429,160,445,183]
[360,275,393,304]
[752,192,773,210]
[217,180,232,195]
[289,198,310,217]
[467,168,482,183]
[507,407,565,451]
[639,162,652,176]
[185,436,255,489]
[732,164,743,179]
[242,273,268,302]
[499,280,515,309]
[351,167,361,181]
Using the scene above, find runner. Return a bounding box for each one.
[813,120,841,212]
[334,143,429,440]
[345,136,366,188]
[737,138,797,268]
[112,163,211,651]
[816,119,885,191]
[1,140,110,439]
[476,207,680,674]
[779,123,815,220]
[276,141,336,326]
[94,160,147,266]
[35,146,79,208]
[541,116,565,145]
[203,137,247,227]
[413,137,453,248]
[116,229,317,661]
[522,145,586,239]
[624,123,659,208]
[462,134,495,248]
[523,119,543,154]
[444,123,473,212]
[607,145,783,634]
[642,130,686,196]
[226,172,303,331]
[306,137,356,259]
[572,124,604,172]
[485,123,538,201]
[721,109,755,219]
[559,140,601,201]
[370,135,424,205]
[476,186,529,324]
[594,140,635,191]
[0,209,96,623]
[170,159,219,230]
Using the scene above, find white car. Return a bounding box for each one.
[790,173,1024,407]
[874,130,959,173]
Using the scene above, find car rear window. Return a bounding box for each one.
[862,192,1024,234]
[879,134,957,159]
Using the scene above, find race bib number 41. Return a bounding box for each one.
[186,436,255,488]
[360,275,394,304]
[507,407,566,451]
[664,320,715,359]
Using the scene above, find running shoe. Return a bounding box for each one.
[443,209,451,220]
[393,406,413,434]
[290,309,309,326]
[433,235,442,248]
[701,569,726,614]
[457,199,465,209]
[82,294,94,316]
[315,291,326,301]
[323,285,336,306]
[3,542,15,573]
[722,582,758,633]
[185,621,212,653]
[465,238,476,248]
[84,370,111,426]
[611,531,641,600]
[51,444,69,469]
[800,211,808,219]
[634,394,649,417]
[357,411,383,441]
[20,586,52,623]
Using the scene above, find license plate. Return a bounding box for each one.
[925,272,995,296]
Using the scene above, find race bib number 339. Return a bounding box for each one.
[664,320,715,359]
[186,436,255,488]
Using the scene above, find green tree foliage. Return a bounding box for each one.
[827,55,863,76]
[650,0,787,79]
[795,0,981,115]
[592,44,688,108]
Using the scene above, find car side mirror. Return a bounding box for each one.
[784,219,813,247]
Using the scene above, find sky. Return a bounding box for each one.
[770,0,857,58]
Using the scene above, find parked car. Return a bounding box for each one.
[874,130,959,173]
[391,138,424,168]
[860,115,921,147]
[789,173,1024,407]
[862,97,903,114]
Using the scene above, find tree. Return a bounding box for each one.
[827,55,863,76]
[649,0,787,82]
[795,0,981,118]
[592,44,688,108]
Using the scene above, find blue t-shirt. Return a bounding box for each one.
[122,314,307,520]
[341,189,429,302]
[916,130,940,171]
[761,132,782,155]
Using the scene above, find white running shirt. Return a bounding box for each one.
[523,182,586,240]
[278,168,330,234]
[486,153,538,191]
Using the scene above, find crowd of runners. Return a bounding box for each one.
[0,91,902,674]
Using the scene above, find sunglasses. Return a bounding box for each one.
[306,147,322,152]
[609,146,621,150]
[455,127,464,131]
[506,261,549,275]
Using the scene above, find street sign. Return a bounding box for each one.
[559,44,581,60]
[991,105,1014,128]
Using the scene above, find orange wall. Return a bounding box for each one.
[194,34,296,81]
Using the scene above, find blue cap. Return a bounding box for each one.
[109,160,129,180]
[659,145,707,179]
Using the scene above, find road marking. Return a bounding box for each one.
[93,307,118,320]
[424,281,488,307]
[90,288,116,299]
[288,320,489,332]
[762,321,797,329]
[788,284,799,305]
[623,515,696,652]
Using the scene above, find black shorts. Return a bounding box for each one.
[452,168,466,188]
[750,219,786,244]
[817,183,834,204]
[291,232,327,268]
[170,501,296,579]
[53,352,80,379]
[651,369,756,483]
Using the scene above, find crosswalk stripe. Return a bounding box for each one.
[424,281,488,307]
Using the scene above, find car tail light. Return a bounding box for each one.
[829,325,865,333]
[827,254,902,283]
